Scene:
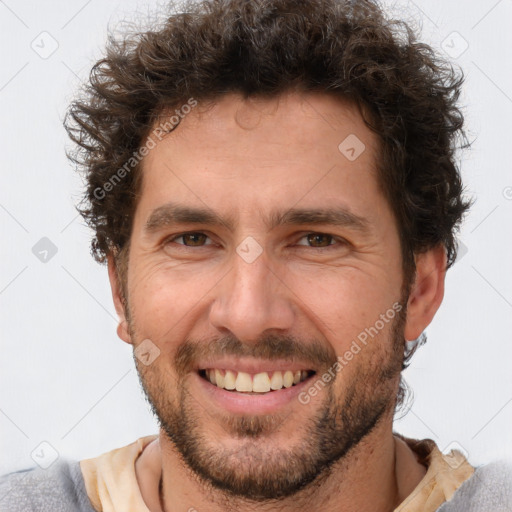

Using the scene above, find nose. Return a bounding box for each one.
[209,248,295,343]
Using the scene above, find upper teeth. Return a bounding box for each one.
[205,369,309,393]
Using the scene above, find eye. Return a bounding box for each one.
[295,233,342,248]
[166,232,213,247]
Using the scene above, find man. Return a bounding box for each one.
[1,0,511,510]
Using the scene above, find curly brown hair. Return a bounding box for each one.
[65,0,471,403]
[66,0,470,273]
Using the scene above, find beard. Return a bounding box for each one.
[131,302,407,502]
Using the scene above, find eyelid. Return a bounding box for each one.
[294,232,349,248]
[164,231,216,246]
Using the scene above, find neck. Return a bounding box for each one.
[136,416,426,512]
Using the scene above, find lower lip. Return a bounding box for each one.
[194,372,314,415]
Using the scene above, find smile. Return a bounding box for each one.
[199,369,315,393]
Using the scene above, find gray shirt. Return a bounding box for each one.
[1,459,511,511]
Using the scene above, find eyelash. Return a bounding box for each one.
[164,231,347,250]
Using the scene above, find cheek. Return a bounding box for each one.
[127,261,218,346]
[289,265,397,346]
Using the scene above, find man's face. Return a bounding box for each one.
[119,92,408,499]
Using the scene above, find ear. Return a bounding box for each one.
[404,244,447,342]
[107,254,132,345]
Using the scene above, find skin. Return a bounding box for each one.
[108,91,446,511]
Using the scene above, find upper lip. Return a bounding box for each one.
[195,357,316,374]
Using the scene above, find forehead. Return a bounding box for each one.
[136,91,389,230]
[153,91,376,160]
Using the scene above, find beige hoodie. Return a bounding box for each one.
[80,434,474,512]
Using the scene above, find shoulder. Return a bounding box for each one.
[0,459,96,512]
[438,460,512,512]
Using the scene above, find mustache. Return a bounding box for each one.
[174,333,337,376]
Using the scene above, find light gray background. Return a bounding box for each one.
[1,0,511,475]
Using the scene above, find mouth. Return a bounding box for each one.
[198,368,316,393]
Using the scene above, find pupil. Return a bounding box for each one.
[308,233,331,247]
[185,233,206,246]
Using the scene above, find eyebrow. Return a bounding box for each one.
[145,204,236,233]
[144,202,371,235]
[270,208,370,233]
